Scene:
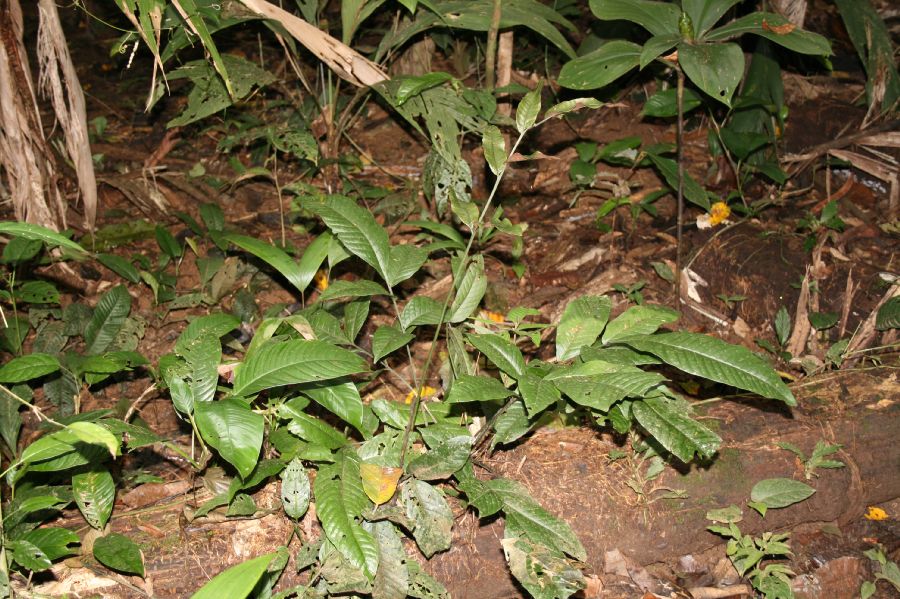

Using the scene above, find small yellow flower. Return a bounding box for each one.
[480,310,505,324]
[865,506,889,521]
[313,269,329,291]
[709,201,731,226]
[404,386,438,404]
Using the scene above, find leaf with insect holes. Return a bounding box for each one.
[280,457,310,519]
[73,468,115,529]
[401,479,453,558]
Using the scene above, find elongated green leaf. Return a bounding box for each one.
[632,395,721,461]
[558,40,641,91]
[0,353,60,383]
[588,0,680,36]
[446,374,513,403]
[304,195,393,285]
[388,244,428,287]
[93,533,144,577]
[11,539,51,572]
[371,325,415,362]
[467,333,525,378]
[556,295,612,361]
[195,397,264,479]
[705,12,832,56]
[516,84,543,134]
[315,452,379,579]
[488,478,586,561]
[176,332,221,407]
[96,253,141,283]
[682,0,742,37]
[876,296,900,330]
[319,279,388,302]
[544,98,603,119]
[519,370,561,417]
[401,479,453,558]
[66,422,120,457]
[281,457,310,519]
[645,150,710,210]
[224,234,311,295]
[678,41,744,106]
[492,399,532,446]
[303,380,367,438]
[750,478,815,508]
[549,361,664,412]
[83,285,131,355]
[191,551,279,599]
[233,339,368,397]
[621,332,795,404]
[395,72,455,105]
[72,468,116,529]
[449,255,487,323]
[179,313,241,350]
[483,125,506,176]
[0,222,86,255]
[408,435,472,480]
[639,33,680,69]
[601,304,679,344]
[400,296,445,330]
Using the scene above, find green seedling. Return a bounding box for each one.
[777,440,845,480]
[716,293,747,310]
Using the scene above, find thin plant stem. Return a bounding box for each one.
[675,67,685,300]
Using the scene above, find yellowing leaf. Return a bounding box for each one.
[313,269,329,291]
[360,463,402,505]
[865,506,888,520]
[480,310,505,323]
[404,385,437,405]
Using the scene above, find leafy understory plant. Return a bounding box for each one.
[776,440,844,480]
[2,92,795,599]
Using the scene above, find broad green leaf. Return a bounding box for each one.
[175,332,222,407]
[191,551,279,599]
[18,429,80,467]
[519,370,561,417]
[372,325,415,362]
[642,87,703,117]
[401,479,453,558]
[639,33,680,69]
[280,457,310,519]
[621,332,795,404]
[66,422,119,458]
[705,12,832,56]
[631,395,721,461]
[83,285,131,355]
[516,83,543,134]
[488,478,586,561]
[400,296,445,330]
[549,361,665,412]
[467,333,525,378]
[179,313,241,351]
[0,384,22,453]
[72,468,116,529]
[0,222,86,255]
[408,435,472,480]
[446,374,513,403]
[457,476,504,518]
[388,244,428,288]
[876,296,900,330]
[97,253,141,283]
[303,380,368,438]
[601,304,679,344]
[93,533,144,577]
[155,225,181,259]
[10,540,51,572]
[0,353,60,383]
[224,234,312,295]
[556,295,612,360]
[2,235,42,263]
[588,0,680,36]
[319,279,388,302]
[365,521,409,599]
[750,478,815,508]
[492,399,532,446]
[21,528,79,561]
[303,195,393,286]
[315,452,379,579]
[195,397,264,479]
[394,72,455,105]
[580,344,661,366]
[502,531,585,599]
[558,40,641,91]
[285,411,348,450]
[15,280,59,304]
[4,495,67,530]
[483,125,507,176]
[682,0,742,37]
[679,41,744,106]
[449,255,487,323]
[233,339,368,397]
